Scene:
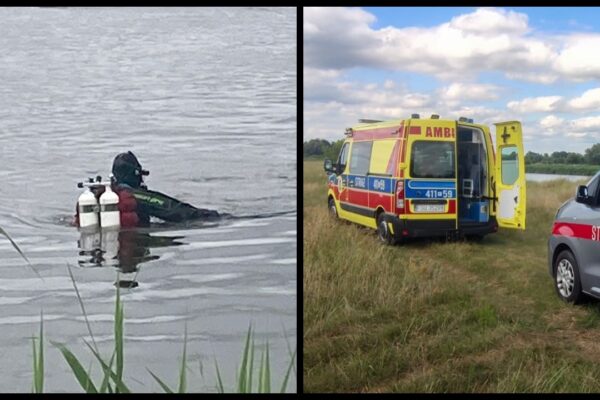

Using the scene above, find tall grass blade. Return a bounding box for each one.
[258,348,265,393]
[66,263,98,352]
[177,323,187,393]
[279,348,296,393]
[114,280,124,392]
[248,334,255,393]
[280,321,296,376]
[84,340,130,393]
[51,341,98,393]
[36,311,44,394]
[31,311,46,393]
[237,325,252,393]
[147,368,174,393]
[264,341,271,393]
[84,360,94,393]
[0,225,42,280]
[215,360,225,393]
[31,335,37,393]
[99,350,116,394]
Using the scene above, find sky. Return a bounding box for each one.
[304,7,600,154]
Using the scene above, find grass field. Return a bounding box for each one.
[303,160,600,393]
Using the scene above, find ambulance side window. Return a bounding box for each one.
[337,142,350,174]
[349,141,373,175]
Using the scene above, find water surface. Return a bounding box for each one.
[526,173,591,182]
[0,7,296,392]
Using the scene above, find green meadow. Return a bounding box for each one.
[304,160,600,393]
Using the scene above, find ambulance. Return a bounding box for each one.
[323,114,526,244]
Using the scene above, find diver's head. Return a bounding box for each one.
[111,151,149,188]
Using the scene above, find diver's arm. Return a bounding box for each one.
[130,188,218,222]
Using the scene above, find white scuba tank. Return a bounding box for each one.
[78,187,99,229]
[99,185,120,229]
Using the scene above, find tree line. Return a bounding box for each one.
[303,138,345,160]
[525,143,600,165]
[304,139,600,166]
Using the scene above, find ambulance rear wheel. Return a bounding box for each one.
[466,234,485,242]
[376,213,397,245]
[554,249,583,304]
[328,198,338,219]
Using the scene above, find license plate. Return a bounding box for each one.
[414,204,445,213]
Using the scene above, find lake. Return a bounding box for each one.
[0,7,296,393]
[526,173,591,182]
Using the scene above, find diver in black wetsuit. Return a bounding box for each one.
[110,151,220,226]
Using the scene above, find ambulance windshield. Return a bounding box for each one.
[411,141,455,179]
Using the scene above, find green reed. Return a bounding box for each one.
[30,265,296,393]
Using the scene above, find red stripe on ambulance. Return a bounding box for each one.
[352,126,403,141]
[348,189,369,208]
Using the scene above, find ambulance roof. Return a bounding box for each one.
[351,117,484,132]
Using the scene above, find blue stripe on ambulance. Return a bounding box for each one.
[346,175,396,193]
[405,179,456,199]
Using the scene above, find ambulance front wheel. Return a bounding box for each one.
[376,214,397,245]
[328,197,338,219]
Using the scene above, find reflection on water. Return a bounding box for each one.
[78,229,186,282]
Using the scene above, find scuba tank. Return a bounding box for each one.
[77,186,99,230]
[99,184,120,229]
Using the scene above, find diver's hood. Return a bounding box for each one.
[111,151,149,188]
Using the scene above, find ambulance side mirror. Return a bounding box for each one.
[324,159,335,174]
[576,185,590,204]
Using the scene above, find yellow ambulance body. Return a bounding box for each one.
[324,115,526,244]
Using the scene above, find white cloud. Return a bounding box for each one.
[537,115,565,136]
[304,7,558,81]
[303,73,506,141]
[505,71,558,84]
[448,7,529,35]
[303,7,381,70]
[507,96,562,113]
[305,7,600,83]
[567,87,600,110]
[505,87,600,115]
[539,115,564,129]
[554,35,600,80]
[570,115,600,131]
[566,132,589,138]
[439,82,501,101]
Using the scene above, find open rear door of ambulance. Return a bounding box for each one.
[494,121,526,230]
